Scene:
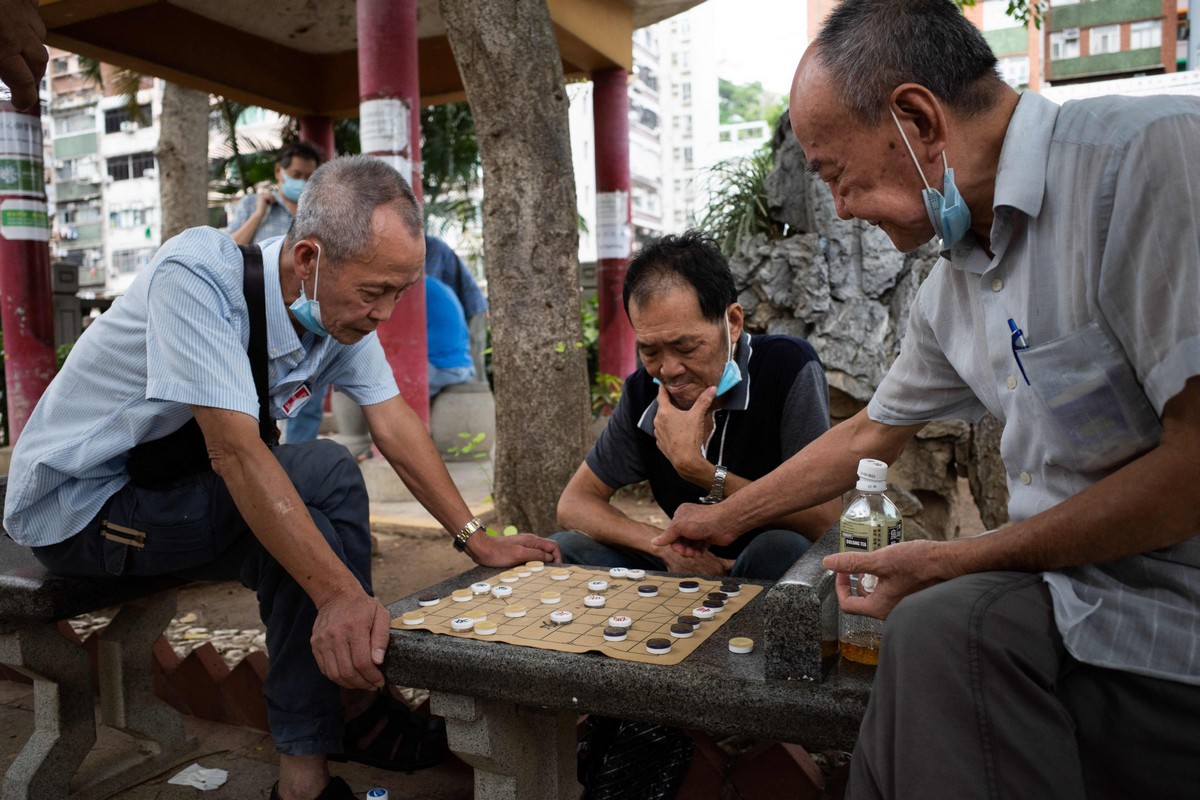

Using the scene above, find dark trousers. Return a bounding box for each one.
[549,528,813,581]
[850,571,1200,799]
[32,438,372,756]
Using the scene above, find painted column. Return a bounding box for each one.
[299,115,336,163]
[357,0,429,423]
[592,68,636,382]
[0,99,56,443]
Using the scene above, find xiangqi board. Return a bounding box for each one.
[390,563,762,665]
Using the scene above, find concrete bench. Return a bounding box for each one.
[0,481,194,800]
[384,527,873,800]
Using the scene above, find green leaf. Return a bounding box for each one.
[502,525,518,536]
[554,341,566,354]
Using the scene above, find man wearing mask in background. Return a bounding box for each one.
[227,141,322,247]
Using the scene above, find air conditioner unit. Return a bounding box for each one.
[119,120,138,132]
[1063,27,1080,39]
[141,167,157,179]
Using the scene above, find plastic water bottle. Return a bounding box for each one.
[838,458,902,665]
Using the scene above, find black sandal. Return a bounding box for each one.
[329,689,448,773]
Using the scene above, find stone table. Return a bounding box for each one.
[383,529,873,800]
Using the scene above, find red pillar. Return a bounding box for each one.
[356,0,428,423]
[0,101,56,443]
[592,69,636,381]
[299,115,336,163]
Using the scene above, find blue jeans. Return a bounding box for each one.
[429,364,475,398]
[283,386,326,443]
[548,528,812,581]
[31,438,371,756]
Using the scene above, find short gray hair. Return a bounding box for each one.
[286,155,423,264]
[813,0,1003,125]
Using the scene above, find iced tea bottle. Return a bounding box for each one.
[838,458,902,665]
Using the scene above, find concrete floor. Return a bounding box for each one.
[0,678,474,799]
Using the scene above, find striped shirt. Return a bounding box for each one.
[868,91,1200,685]
[4,228,399,547]
[226,191,294,243]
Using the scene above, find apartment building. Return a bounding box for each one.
[1043,0,1179,85]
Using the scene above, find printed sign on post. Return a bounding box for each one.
[596,191,631,260]
[360,98,410,156]
[1,199,50,241]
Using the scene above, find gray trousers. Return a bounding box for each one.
[850,571,1200,799]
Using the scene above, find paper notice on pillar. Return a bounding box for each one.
[596,191,632,260]
[360,98,410,155]
[0,199,49,241]
[377,154,414,186]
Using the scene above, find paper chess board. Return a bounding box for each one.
[390,564,762,665]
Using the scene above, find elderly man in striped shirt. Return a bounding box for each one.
[4,155,559,800]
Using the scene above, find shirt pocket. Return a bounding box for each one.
[1021,320,1161,473]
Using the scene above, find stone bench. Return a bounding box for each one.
[0,480,194,800]
[384,527,873,799]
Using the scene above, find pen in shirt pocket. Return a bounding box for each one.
[1008,318,1030,385]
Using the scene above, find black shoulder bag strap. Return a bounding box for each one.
[127,244,276,488]
[238,244,276,447]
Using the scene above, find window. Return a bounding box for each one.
[1090,24,1120,55]
[997,56,1031,87]
[104,104,152,134]
[55,157,98,182]
[681,82,692,105]
[682,146,693,169]
[112,248,156,274]
[55,111,95,136]
[1130,20,1162,50]
[1050,30,1081,60]
[106,151,155,182]
[52,57,71,75]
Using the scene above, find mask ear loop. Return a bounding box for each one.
[725,312,734,362]
[889,108,948,191]
[304,243,322,302]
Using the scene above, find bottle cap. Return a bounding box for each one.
[856,458,889,492]
[367,790,388,800]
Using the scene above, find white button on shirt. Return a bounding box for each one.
[991,278,1003,292]
[867,91,1200,686]
[4,229,400,547]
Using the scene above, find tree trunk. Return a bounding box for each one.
[158,82,211,240]
[439,0,590,533]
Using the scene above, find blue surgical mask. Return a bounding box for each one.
[280,173,307,202]
[289,244,329,336]
[889,109,972,253]
[714,313,742,397]
[652,311,743,396]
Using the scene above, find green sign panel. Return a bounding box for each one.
[1,207,48,228]
[0,157,42,194]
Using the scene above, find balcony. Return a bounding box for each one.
[1049,47,1162,80]
[1048,0,1162,32]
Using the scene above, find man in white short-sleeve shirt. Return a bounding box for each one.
[4,156,559,800]
[655,2,1200,797]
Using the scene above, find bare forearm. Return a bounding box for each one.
[558,489,664,555]
[229,215,262,246]
[200,416,361,606]
[710,410,920,537]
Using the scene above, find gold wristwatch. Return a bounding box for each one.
[452,517,484,552]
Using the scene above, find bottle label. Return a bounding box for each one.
[840,518,892,552]
[888,522,902,546]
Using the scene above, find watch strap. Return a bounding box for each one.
[699,464,728,504]
[452,517,484,551]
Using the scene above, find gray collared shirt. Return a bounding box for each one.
[868,91,1200,685]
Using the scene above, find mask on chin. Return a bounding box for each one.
[289,243,330,337]
[889,108,972,254]
[651,310,743,396]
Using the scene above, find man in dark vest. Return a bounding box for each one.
[553,230,838,580]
